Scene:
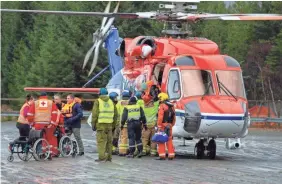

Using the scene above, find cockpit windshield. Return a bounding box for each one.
[181,70,214,97]
[216,70,246,98]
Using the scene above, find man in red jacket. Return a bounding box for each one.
[27,92,59,159]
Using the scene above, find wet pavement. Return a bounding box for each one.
[1,121,282,184]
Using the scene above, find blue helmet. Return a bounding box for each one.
[122,89,132,98]
[109,92,118,101]
[135,91,142,100]
[99,88,108,95]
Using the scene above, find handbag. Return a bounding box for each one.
[152,131,169,143]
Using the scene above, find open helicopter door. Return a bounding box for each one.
[152,63,165,87]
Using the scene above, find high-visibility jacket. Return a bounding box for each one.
[98,98,114,124]
[27,96,58,126]
[137,99,145,109]
[17,102,30,124]
[116,100,129,123]
[126,104,141,121]
[143,101,159,127]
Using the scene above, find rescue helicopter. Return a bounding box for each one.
[2,1,282,159]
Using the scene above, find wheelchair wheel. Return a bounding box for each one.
[17,144,33,161]
[59,136,73,157]
[33,138,50,161]
[7,155,14,162]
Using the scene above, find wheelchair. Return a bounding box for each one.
[7,128,51,162]
[58,126,79,158]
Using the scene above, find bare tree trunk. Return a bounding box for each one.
[268,77,278,116]
[257,64,267,101]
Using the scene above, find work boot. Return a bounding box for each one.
[95,159,106,162]
[126,154,134,158]
[168,157,174,160]
[78,152,84,156]
[155,157,165,160]
[142,151,147,156]
[119,153,126,157]
[106,158,112,162]
[47,155,52,161]
[137,152,143,158]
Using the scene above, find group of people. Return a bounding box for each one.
[91,81,176,162]
[14,92,85,160]
[13,81,176,162]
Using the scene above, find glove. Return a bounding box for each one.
[144,124,148,131]
[92,125,96,131]
[120,125,124,130]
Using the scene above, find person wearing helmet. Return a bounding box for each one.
[135,91,144,109]
[141,81,161,104]
[109,92,120,155]
[92,88,118,162]
[141,94,159,156]
[116,89,132,156]
[121,97,147,158]
[156,92,176,160]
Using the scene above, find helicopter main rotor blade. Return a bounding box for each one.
[178,13,282,21]
[0,9,157,19]
[101,2,111,29]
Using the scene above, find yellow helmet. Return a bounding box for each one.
[158,92,169,102]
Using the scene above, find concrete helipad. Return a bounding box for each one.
[1,121,282,184]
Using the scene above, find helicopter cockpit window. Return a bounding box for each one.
[106,70,124,90]
[181,70,214,97]
[167,70,181,100]
[175,56,195,66]
[216,70,246,98]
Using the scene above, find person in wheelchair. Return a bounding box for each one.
[9,94,34,151]
[27,92,59,159]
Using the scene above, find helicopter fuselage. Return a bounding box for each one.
[108,36,249,140]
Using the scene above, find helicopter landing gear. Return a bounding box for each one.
[194,138,216,160]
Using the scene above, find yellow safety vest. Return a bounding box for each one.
[34,100,52,122]
[143,101,159,126]
[98,98,114,124]
[137,99,144,109]
[126,104,141,121]
[116,100,129,121]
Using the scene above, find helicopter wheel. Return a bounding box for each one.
[194,139,205,159]
[207,139,216,160]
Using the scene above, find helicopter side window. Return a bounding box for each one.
[167,69,181,100]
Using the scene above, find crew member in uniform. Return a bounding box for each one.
[156,93,176,160]
[121,97,147,158]
[92,88,117,162]
[116,90,131,156]
[27,92,59,159]
[141,97,159,156]
[109,92,120,155]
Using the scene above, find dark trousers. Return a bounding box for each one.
[127,120,143,154]
[16,122,30,140]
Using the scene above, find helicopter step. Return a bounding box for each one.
[194,138,216,160]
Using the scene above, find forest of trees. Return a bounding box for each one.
[1,1,282,102]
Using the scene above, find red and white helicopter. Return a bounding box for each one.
[2,1,282,159]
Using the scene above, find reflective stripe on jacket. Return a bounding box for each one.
[126,104,141,121]
[98,98,114,123]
